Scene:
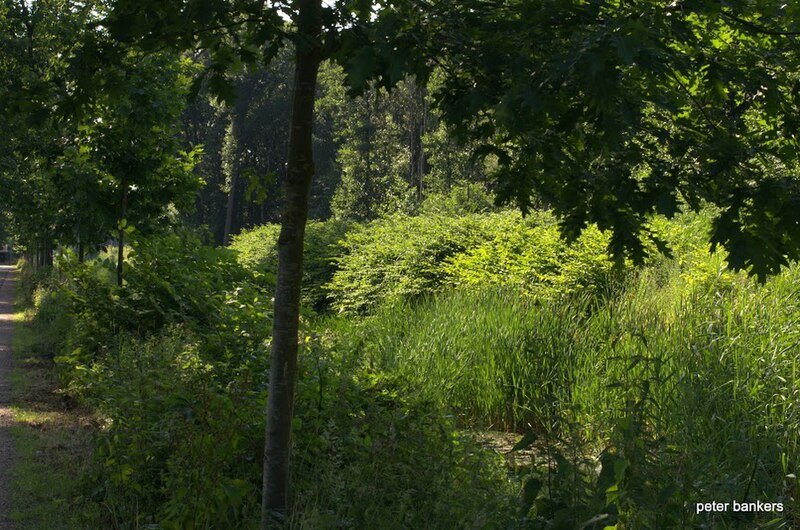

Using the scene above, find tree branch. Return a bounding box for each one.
[668,71,720,132]
[721,10,800,37]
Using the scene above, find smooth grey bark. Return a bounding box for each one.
[261,0,322,526]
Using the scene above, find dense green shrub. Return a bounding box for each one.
[52,231,271,396]
[26,275,75,357]
[26,229,515,529]
[328,210,619,313]
[327,212,505,313]
[231,208,723,317]
[445,212,614,298]
[417,186,498,216]
[89,327,266,529]
[31,232,274,527]
[229,219,353,311]
[227,223,281,277]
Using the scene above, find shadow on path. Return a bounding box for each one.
[0,265,17,530]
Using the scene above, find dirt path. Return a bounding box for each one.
[0,265,16,529]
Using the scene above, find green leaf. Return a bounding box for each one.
[510,431,537,452]
[519,477,542,516]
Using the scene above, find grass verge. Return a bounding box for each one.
[8,307,100,529]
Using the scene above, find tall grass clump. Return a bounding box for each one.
[347,287,593,432]
[335,235,800,527]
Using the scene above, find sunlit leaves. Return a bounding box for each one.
[356,0,800,279]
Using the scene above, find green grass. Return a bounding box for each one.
[9,306,101,529]
[327,256,800,528]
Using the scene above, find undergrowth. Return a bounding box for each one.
[329,255,799,527]
[20,230,515,529]
[18,208,800,528]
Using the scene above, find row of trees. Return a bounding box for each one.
[3,0,800,527]
[184,57,488,245]
[0,0,485,255]
[0,0,201,283]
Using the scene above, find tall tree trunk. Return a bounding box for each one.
[261,0,322,526]
[222,116,238,246]
[117,180,128,287]
[78,238,85,263]
[410,85,427,203]
[223,173,238,245]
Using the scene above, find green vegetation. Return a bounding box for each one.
[230,219,353,312]
[16,227,517,528]
[11,209,800,528]
[8,292,99,529]
[340,266,800,527]
[328,210,614,313]
[3,0,800,527]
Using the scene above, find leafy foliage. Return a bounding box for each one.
[327,212,494,313]
[230,218,353,312]
[0,0,202,259]
[328,210,617,313]
[23,232,515,528]
[355,0,800,278]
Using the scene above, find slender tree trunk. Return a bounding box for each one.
[117,180,128,287]
[223,173,238,245]
[222,125,239,245]
[410,85,427,203]
[419,91,428,196]
[78,238,85,263]
[261,0,322,526]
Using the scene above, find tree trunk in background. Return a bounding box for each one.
[409,85,428,203]
[261,0,322,526]
[45,240,52,266]
[222,172,238,245]
[78,238,85,263]
[222,115,238,246]
[117,180,128,287]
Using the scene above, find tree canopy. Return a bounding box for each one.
[350,0,800,277]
